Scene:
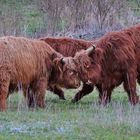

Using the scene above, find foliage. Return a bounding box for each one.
[0,0,140,38]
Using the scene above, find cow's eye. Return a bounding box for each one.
[69,71,74,75]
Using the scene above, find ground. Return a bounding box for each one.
[0,85,140,140]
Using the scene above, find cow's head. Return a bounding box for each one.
[52,55,81,89]
[73,45,103,84]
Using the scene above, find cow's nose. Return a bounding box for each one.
[76,82,80,88]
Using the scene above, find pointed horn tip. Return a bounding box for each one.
[61,57,65,64]
[88,45,95,51]
[91,44,96,49]
[86,45,95,55]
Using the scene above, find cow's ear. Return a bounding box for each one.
[86,45,96,56]
[52,52,63,60]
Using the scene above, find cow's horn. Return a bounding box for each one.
[86,45,96,55]
[61,58,65,64]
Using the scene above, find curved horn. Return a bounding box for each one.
[60,57,65,65]
[86,45,96,55]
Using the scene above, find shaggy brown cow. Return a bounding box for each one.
[0,36,80,111]
[40,37,94,101]
[94,23,140,103]
[73,31,139,105]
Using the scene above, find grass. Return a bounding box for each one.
[0,86,140,139]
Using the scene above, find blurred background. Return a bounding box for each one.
[0,0,140,39]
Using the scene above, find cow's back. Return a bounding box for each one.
[122,24,140,73]
[40,37,93,57]
[0,36,52,85]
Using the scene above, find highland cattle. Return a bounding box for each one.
[0,36,80,111]
[73,31,139,105]
[40,37,95,101]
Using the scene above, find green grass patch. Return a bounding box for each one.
[0,85,139,139]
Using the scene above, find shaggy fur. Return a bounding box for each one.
[0,36,80,111]
[40,37,93,56]
[40,37,95,101]
[97,23,140,103]
[74,31,139,105]
[122,24,140,83]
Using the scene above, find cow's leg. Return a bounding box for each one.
[99,90,112,105]
[72,83,94,102]
[22,86,35,108]
[96,84,102,104]
[107,89,112,103]
[96,84,112,105]
[123,68,139,105]
[137,72,140,85]
[27,89,35,108]
[0,74,10,111]
[49,86,65,100]
[31,77,47,108]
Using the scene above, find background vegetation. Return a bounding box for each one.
[0,0,140,39]
[0,0,140,139]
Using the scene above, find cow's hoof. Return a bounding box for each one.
[59,97,66,100]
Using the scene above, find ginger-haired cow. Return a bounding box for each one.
[94,23,140,104]
[40,37,95,101]
[98,23,140,103]
[0,36,80,111]
[73,31,139,105]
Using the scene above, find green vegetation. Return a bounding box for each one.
[0,86,140,140]
[0,0,140,37]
